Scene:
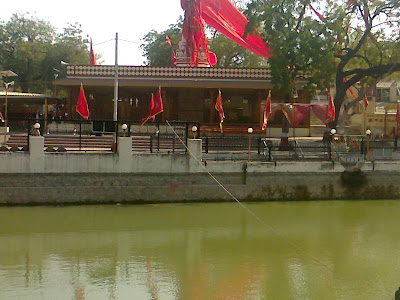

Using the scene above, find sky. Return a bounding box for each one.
[0,0,184,66]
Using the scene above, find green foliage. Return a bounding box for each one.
[140,18,183,67]
[0,13,91,94]
[244,0,336,98]
[209,33,266,67]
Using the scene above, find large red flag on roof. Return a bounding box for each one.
[215,89,225,133]
[90,38,97,66]
[200,0,272,59]
[76,83,90,119]
[140,87,164,125]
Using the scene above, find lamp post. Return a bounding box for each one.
[122,123,128,137]
[1,70,18,145]
[366,129,371,161]
[247,127,253,162]
[191,125,198,139]
[330,128,336,160]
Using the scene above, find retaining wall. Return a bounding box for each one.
[0,137,399,204]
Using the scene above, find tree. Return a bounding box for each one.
[141,18,183,66]
[0,14,92,94]
[327,0,400,131]
[209,32,266,67]
[245,0,400,133]
[245,0,336,98]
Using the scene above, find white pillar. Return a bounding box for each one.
[187,138,202,162]
[29,136,44,157]
[29,136,44,172]
[118,137,132,172]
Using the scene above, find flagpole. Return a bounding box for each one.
[113,32,119,143]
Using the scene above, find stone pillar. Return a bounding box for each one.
[29,136,44,157]
[118,137,132,172]
[187,138,202,162]
[29,136,44,172]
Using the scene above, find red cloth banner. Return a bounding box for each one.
[262,91,272,130]
[0,111,4,122]
[140,87,164,125]
[281,104,311,127]
[90,38,97,66]
[76,83,89,119]
[200,0,272,59]
[215,89,225,133]
[311,104,329,124]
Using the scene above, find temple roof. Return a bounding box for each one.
[55,65,280,89]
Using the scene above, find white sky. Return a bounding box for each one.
[0,0,184,66]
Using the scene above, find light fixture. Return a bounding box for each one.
[247,127,254,134]
[122,123,128,137]
[34,123,41,136]
[366,129,371,136]
[330,128,336,135]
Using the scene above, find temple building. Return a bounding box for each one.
[54,64,316,135]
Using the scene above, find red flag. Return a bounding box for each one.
[166,36,172,48]
[215,89,225,133]
[364,95,369,110]
[347,0,353,5]
[76,83,89,119]
[262,90,272,130]
[0,111,4,122]
[166,36,177,66]
[325,92,335,124]
[90,38,97,66]
[140,87,164,125]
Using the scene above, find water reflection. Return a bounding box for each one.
[0,201,400,299]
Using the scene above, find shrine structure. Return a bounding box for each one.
[55,0,332,136]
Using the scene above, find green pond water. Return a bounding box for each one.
[0,200,399,300]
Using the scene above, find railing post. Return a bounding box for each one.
[360,139,364,156]
[150,135,153,153]
[268,146,271,161]
[79,120,82,151]
[172,135,175,153]
[197,122,201,139]
[116,120,119,152]
[257,137,261,154]
[205,136,209,154]
[328,143,332,161]
[27,118,31,152]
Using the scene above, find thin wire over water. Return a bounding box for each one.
[166,120,329,269]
